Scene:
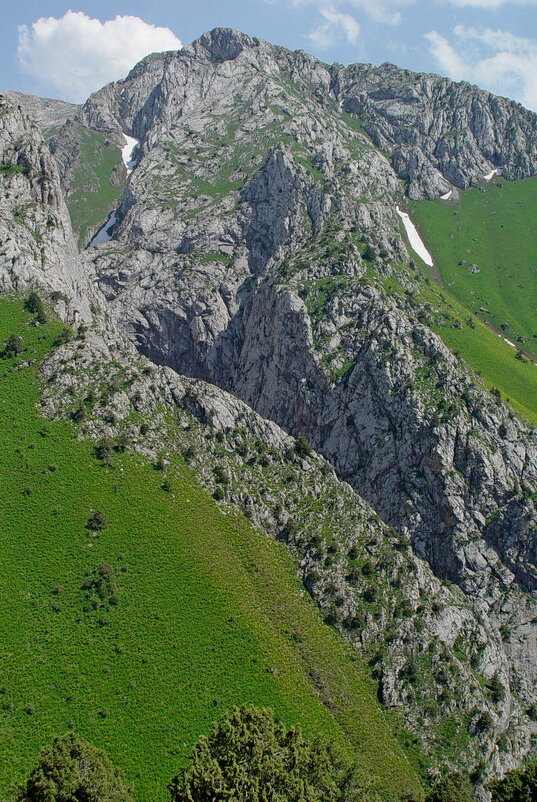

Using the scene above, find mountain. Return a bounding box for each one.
[1,27,536,796]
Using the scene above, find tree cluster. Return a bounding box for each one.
[12,706,537,802]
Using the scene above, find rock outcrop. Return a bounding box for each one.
[332,62,537,198]
[4,91,78,137]
[0,95,93,321]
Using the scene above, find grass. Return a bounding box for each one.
[410,177,537,358]
[0,163,26,177]
[396,202,537,425]
[65,125,124,249]
[0,299,423,801]
[431,312,537,425]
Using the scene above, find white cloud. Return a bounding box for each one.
[448,0,537,6]
[295,0,407,29]
[307,6,360,48]
[17,11,181,102]
[424,31,467,80]
[425,26,537,111]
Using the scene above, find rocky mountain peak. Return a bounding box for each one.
[193,27,262,62]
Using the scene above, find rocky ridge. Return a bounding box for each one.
[1,29,537,786]
[38,324,533,781]
[3,91,78,137]
[332,62,537,198]
[0,95,93,322]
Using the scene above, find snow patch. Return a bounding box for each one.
[121,134,139,174]
[440,190,452,200]
[396,206,434,267]
[499,335,516,349]
[483,168,498,181]
[87,210,117,248]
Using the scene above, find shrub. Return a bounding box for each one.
[86,509,107,531]
[95,439,113,466]
[3,333,23,357]
[488,674,506,704]
[82,562,118,611]
[18,732,133,802]
[25,292,47,323]
[213,465,229,485]
[168,704,379,802]
[55,328,72,346]
[425,773,473,802]
[489,761,537,802]
[295,435,312,458]
[70,405,85,422]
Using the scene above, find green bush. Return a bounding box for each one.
[168,704,380,802]
[17,732,133,802]
[489,761,537,802]
[295,435,312,458]
[25,292,47,324]
[86,509,107,531]
[425,773,473,802]
[3,333,23,357]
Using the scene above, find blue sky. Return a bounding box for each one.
[2,0,537,110]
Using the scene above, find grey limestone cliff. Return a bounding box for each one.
[0,95,93,321]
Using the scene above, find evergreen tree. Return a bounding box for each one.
[18,733,132,802]
[169,704,380,802]
[25,291,47,323]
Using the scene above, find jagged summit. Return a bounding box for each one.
[193,27,262,62]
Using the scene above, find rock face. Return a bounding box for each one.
[2,29,537,784]
[4,91,79,137]
[0,95,93,321]
[332,62,537,198]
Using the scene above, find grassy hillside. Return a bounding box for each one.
[396,199,537,426]
[65,124,124,248]
[0,299,423,801]
[410,178,537,358]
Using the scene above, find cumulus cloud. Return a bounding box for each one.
[307,6,360,48]
[425,26,537,111]
[17,11,181,102]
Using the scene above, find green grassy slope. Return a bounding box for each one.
[0,299,422,801]
[410,178,537,358]
[65,124,124,248]
[395,193,537,426]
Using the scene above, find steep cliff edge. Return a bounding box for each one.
[332,62,537,198]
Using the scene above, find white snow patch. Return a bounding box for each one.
[87,209,117,248]
[396,206,434,267]
[121,134,139,174]
[499,335,516,349]
[483,168,498,181]
[440,190,452,200]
